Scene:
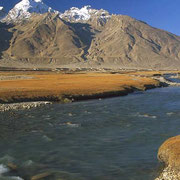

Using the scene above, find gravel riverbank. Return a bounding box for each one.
[0,101,52,112]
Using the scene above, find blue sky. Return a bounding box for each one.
[1,0,180,36]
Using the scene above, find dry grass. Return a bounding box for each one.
[158,135,180,170]
[0,71,161,102]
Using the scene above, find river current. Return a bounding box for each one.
[0,85,180,180]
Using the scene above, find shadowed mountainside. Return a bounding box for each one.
[0,23,13,58]
[2,13,87,65]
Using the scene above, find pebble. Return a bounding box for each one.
[155,166,180,180]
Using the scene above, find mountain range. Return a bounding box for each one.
[0,0,180,70]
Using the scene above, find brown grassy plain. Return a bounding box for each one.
[158,135,180,169]
[0,71,170,103]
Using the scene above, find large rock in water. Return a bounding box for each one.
[155,135,180,180]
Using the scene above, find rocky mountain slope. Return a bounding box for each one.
[1,13,91,66]
[0,0,180,69]
[87,15,180,69]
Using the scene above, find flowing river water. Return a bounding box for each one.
[0,82,180,180]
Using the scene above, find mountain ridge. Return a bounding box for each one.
[0,0,180,70]
[1,0,111,24]
[60,5,111,23]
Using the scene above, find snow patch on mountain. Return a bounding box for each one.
[3,0,59,22]
[1,1,111,24]
[60,5,111,22]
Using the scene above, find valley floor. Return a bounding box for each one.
[0,70,178,104]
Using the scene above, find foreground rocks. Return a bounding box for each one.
[0,101,52,112]
[155,135,180,180]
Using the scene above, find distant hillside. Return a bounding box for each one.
[87,15,180,69]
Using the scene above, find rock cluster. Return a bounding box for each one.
[0,101,52,111]
[155,166,180,180]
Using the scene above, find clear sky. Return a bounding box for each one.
[1,0,180,36]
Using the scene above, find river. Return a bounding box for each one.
[0,85,180,180]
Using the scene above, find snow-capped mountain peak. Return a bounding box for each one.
[60,5,111,22]
[3,0,60,22]
[2,2,111,24]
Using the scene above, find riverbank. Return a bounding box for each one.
[0,101,52,112]
[155,135,180,180]
[0,70,179,111]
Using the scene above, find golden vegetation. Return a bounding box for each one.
[0,71,161,103]
[158,135,180,169]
